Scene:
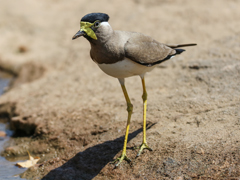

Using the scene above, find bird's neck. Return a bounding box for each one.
[88,22,114,45]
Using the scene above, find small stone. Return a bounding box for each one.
[0,131,6,137]
[174,176,184,180]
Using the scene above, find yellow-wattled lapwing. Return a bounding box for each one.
[72,13,196,166]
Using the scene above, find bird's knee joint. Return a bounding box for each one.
[142,92,147,102]
[127,103,133,113]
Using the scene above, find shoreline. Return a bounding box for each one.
[0,0,240,179]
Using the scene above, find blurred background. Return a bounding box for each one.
[0,0,239,179]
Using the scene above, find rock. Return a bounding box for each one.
[0,131,6,137]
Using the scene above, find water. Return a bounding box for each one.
[0,72,26,179]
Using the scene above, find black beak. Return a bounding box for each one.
[72,30,86,40]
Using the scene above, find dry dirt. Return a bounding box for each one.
[0,0,240,179]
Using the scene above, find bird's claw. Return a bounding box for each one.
[135,142,152,157]
[112,153,131,167]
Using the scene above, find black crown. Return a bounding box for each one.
[81,13,109,23]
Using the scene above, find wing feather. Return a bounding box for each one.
[124,33,176,66]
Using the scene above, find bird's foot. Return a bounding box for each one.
[112,153,131,167]
[135,142,152,157]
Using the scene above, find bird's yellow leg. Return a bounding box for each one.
[113,80,132,166]
[136,76,152,157]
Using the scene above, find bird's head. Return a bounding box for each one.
[72,13,110,41]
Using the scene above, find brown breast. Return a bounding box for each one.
[89,31,137,64]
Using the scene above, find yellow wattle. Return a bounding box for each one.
[80,21,97,40]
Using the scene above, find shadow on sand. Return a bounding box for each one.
[42,123,156,180]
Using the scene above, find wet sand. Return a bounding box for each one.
[0,0,240,179]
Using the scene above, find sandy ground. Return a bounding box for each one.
[0,0,240,179]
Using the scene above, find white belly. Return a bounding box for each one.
[97,58,155,78]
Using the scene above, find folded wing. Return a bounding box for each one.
[124,33,196,67]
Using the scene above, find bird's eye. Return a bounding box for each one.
[94,21,100,28]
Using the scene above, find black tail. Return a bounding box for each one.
[167,43,197,48]
[175,48,185,54]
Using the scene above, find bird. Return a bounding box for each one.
[72,12,196,166]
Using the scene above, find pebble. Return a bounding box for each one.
[0,131,7,137]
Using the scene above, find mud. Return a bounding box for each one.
[0,0,240,179]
